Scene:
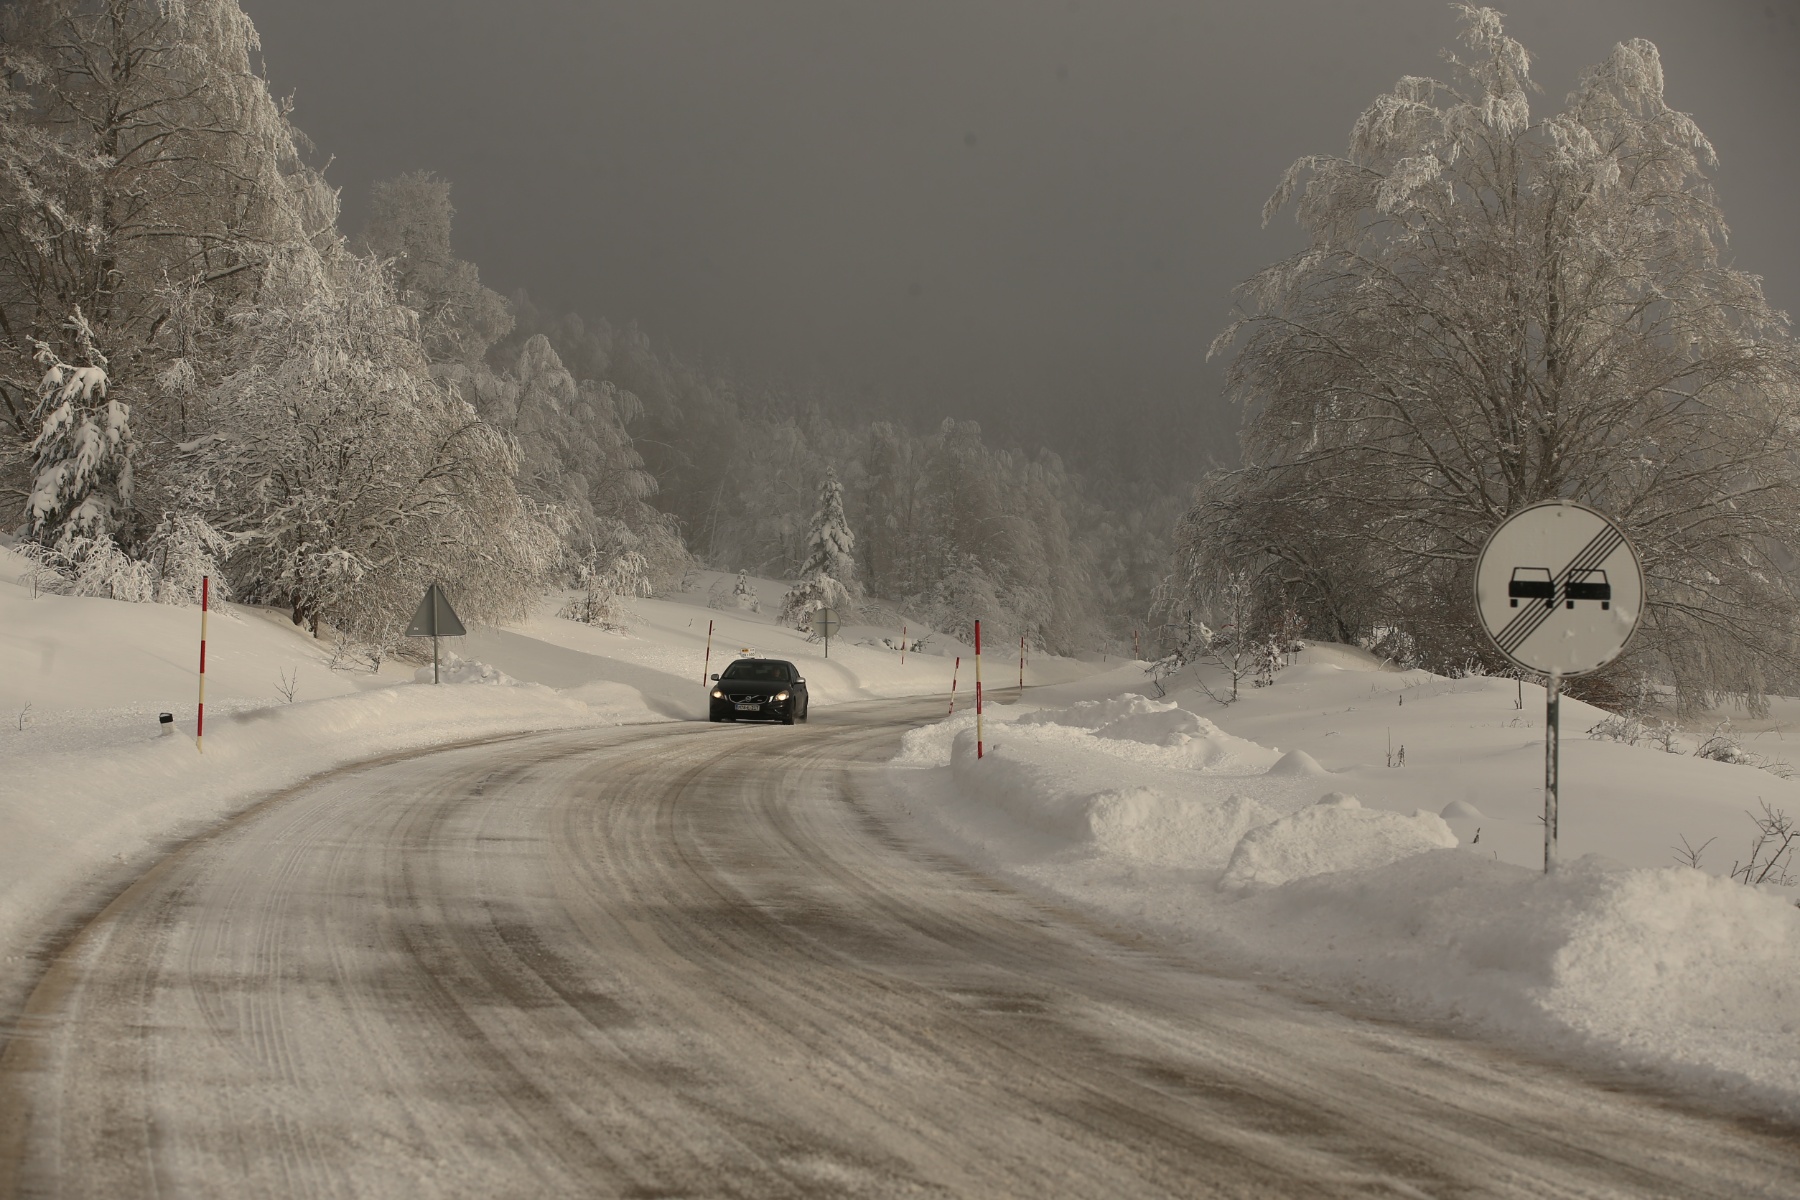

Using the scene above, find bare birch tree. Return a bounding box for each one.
[1191,5,1800,710]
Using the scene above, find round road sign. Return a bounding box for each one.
[816,607,841,638]
[1474,500,1642,676]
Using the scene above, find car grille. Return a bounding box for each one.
[725,693,766,704]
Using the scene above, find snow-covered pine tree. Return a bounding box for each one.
[800,468,857,591]
[781,469,857,631]
[25,314,132,543]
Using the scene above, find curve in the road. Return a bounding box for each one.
[2,699,1796,1198]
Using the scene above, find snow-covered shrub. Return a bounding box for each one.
[142,495,234,606]
[779,574,849,634]
[1693,722,1794,779]
[1589,712,1684,754]
[560,541,653,631]
[14,533,154,602]
[707,569,759,613]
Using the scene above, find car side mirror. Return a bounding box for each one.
[709,673,720,681]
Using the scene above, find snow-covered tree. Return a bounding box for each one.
[25,314,131,542]
[0,0,334,536]
[781,468,858,630]
[1194,6,1800,710]
[360,171,512,372]
[559,522,654,631]
[203,252,556,639]
[142,479,234,605]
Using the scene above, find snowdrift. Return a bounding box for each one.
[889,683,1800,1116]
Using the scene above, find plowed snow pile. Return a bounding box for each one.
[889,681,1800,1117]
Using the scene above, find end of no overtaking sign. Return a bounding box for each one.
[1474,500,1643,678]
[1475,500,1643,874]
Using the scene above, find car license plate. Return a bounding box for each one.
[734,701,760,711]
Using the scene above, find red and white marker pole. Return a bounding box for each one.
[702,619,714,683]
[974,620,984,760]
[196,575,209,754]
[948,656,960,714]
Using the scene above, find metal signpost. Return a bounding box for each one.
[405,583,468,683]
[1474,501,1643,872]
[817,607,840,658]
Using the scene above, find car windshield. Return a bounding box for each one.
[721,661,791,682]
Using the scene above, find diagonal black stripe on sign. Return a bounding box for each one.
[1495,526,1625,656]
[1492,524,1618,650]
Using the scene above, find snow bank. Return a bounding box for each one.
[938,724,1273,866]
[0,677,658,970]
[1229,854,1800,1109]
[1218,792,1456,891]
[413,654,518,685]
[888,684,1800,1116]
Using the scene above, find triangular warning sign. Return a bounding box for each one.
[405,583,466,638]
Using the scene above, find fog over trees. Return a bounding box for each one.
[3,1,1799,704]
[0,0,1161,657]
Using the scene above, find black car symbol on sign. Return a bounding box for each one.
[1508,567,1555,609]
[1564,568,1611,610]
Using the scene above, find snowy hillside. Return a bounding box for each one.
[886,646,1800,1118]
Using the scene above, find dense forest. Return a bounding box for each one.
[0,0,1175,661]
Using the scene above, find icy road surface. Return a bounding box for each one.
[2,698,1795,1198]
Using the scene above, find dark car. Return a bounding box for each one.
[1564,568,1611,610]
[1507,566,1555,608]
[709,658,810,724]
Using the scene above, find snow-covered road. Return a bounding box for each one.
[2,699,1794,1198]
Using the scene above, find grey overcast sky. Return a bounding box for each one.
[241,0,1800,484]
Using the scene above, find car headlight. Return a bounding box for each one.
[711,689,724,699]
[773,691,789,701]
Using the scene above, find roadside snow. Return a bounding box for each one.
[888,667,1800,1117]
[2,555,1087,987]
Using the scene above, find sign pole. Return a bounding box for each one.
[1474,501,1641,877]
[1545,672,1561,872]
[405,583,467,681]
[974,621,984,760]
[196,575,209,754]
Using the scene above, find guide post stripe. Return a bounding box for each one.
[1493,525,1626,656]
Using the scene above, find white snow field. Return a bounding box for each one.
[0,550,1037,986]
[7,538,1799,1122]
[887,645,1800,1118]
